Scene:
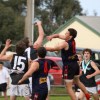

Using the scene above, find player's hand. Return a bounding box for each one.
[86,75,92,79]
[35,21,42,26]
[46,36,53,41]
[18,80,22,84]
[5,39,12,48]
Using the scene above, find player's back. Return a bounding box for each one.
[10,54,29,85]
[32,59,51,93]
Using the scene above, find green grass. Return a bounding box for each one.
[50,95,70,100]
[50,86,67,95]
[0,96,71,100]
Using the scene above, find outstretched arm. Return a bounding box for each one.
[46,33,67,41]
[0,39,12,61]
[33,21,44,49]
[0,39,11,57]
[45,41,68,52]
[18,61,39,84]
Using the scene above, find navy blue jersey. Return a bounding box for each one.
[80,60,96,87]
[25,47,37,60]
[32,59,51,94]
[61,39,78,66]
[10,54,29,84]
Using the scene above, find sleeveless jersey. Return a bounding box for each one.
[25,47,37,60]
[32,59,51,94]
[10,54,29,84]
[80,60,96,87]
[61,39,78,66]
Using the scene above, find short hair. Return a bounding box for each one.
[16,41,26,56]
[77,53,83,58]
[83,48,92,55]
[0,61,3,65]
[77,53,83,60]
[21,37,29,48]
[37,47,47,58]
[68,28,77,38]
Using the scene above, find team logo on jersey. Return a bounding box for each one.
[39,78,47,84]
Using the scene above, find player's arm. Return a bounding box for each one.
[33,21,44,49]
[0,39,13,61]
[86,61,100,79]
[0,54,13,61]
[7,77,10,88]
[6,71,10,88]
[45,41,68,52]
[46,33,67,41]
[18,61,39,84]
[0,39,11,57]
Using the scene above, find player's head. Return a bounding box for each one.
[65,28,77,41]
[83,48,92,60]
[83,48,92,55]
[37,47,47,58]
[16,40,26,56]
[21,37,30,48]
[68,28,77,39]
[0,61,3,69]
[77,53,83,62]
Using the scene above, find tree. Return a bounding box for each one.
[0,0,83,44]
[34,0,83,35]
[0,0,26,44]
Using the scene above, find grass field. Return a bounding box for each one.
[50,95,70,100]
[0,95,71,100]
[0,86,70,100]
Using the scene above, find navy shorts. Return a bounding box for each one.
[63,61,80,80]
[0,83,7,92]
[32,91,48,100]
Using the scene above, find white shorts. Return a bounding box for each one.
[10,84,31,96]
[29,77,32,93]
[47,76,50,91]
[86,87,98,94]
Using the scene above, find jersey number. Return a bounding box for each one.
[13,56,26,71]
[25,48,30,59]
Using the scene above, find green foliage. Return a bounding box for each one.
[1,0,26,14]
[34,0,83,35]
[0,0,25,44]
[0,0,83,44]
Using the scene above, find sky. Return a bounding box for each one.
[79,0,100,16]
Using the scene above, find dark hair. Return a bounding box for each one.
[37,47,47,58]
[83,48,92,55]
[0,61,3,65]
[68,28,77,38]
[21,37,29,48]
[16,41,26,56]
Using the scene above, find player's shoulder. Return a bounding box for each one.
[25,47,31,51]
